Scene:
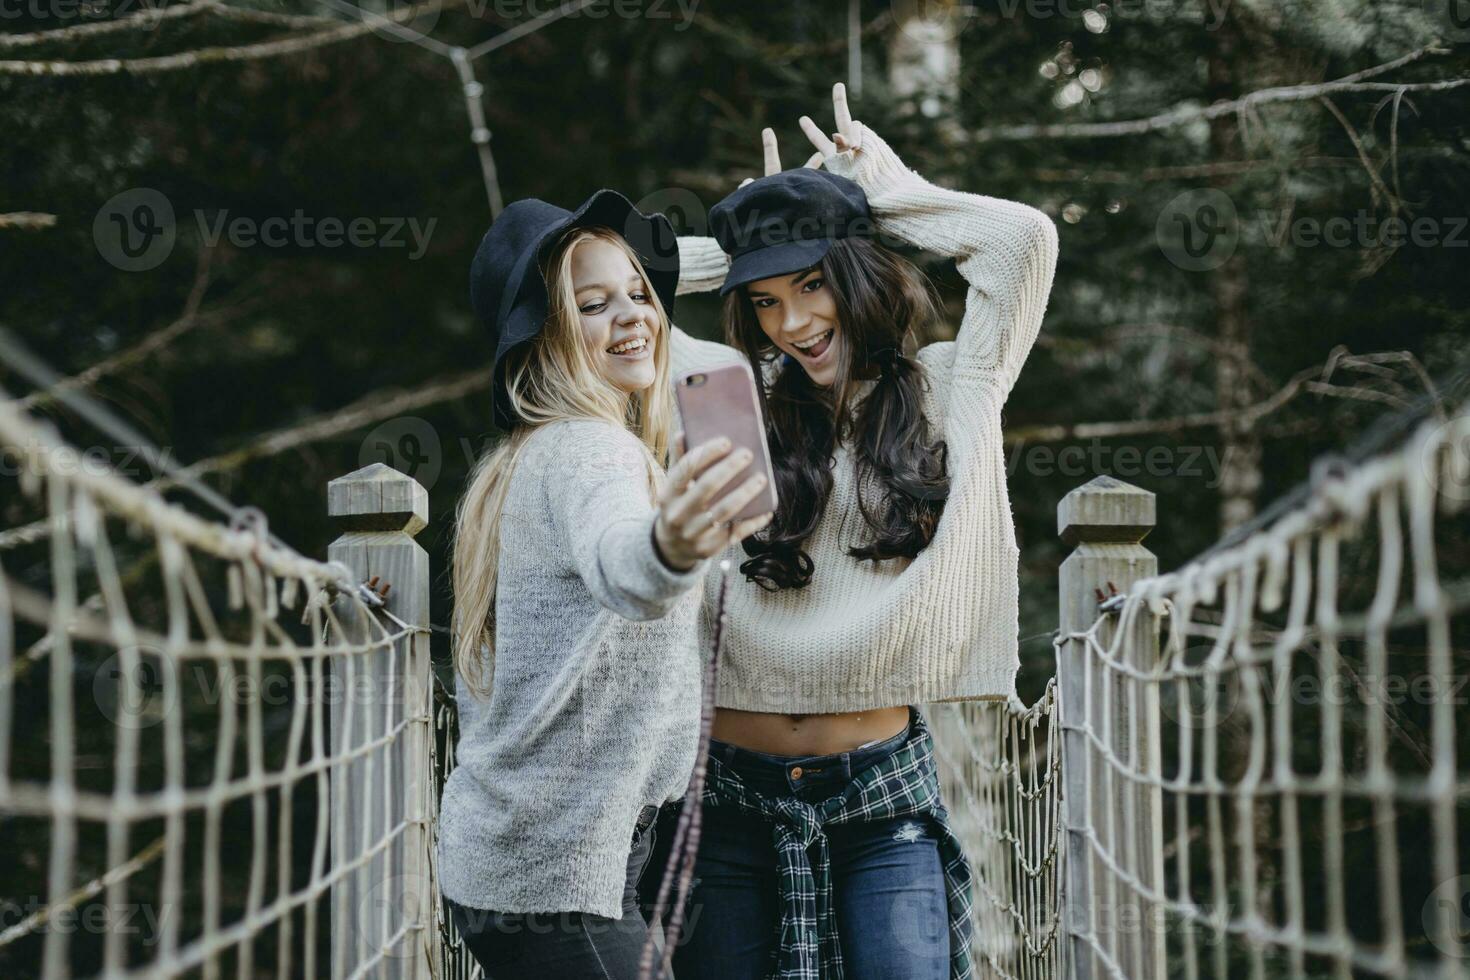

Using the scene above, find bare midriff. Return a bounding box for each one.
[710,705,911,757]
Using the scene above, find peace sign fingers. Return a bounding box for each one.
[799,114,837,158]
[761,126,825,179]
[832,82,857,139]
[762,127,781,177]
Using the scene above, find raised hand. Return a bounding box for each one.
[799,82,867,161]
[738,123,826,189]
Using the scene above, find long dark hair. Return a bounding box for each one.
[723,236,950,591]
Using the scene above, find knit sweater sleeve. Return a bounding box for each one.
[823,130,1059,397]
[539,420,707,621]
[676,235,731,296]
[669,234,744,376]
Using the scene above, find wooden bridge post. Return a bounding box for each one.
[1056,475,1164,980]
[327,463,432,980]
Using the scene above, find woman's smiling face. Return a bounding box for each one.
[746,266,842,387]
[570,238,658,394]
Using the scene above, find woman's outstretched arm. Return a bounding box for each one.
[542,419,709,621]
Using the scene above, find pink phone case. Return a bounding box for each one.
[675,362,779,522]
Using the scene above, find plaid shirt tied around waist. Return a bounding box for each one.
[700,709,976,980]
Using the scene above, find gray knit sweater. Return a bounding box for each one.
[437,418,708,919]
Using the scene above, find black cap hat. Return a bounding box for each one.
[470,189,679,430]
[709,169,872,296]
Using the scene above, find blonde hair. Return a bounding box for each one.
[451,226,677,700]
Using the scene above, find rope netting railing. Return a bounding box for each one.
[1051,401,1470,979]
[6,336,1466,980]
[929,683,1064,980]
[426,690,482,980]
[0,387,473,979]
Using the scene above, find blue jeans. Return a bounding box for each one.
[651,709,952,980]
[447,805,667,979]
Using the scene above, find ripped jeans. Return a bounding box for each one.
[650,708,952,980]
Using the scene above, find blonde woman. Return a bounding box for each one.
[438,190,772,979]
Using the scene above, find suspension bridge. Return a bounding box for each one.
[1,368,1467,979]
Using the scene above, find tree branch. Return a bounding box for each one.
[964,43,1460,143]
[0,0,332,49]
[1004,347,1442,444]
[0,211,58,229]
[0,0,463,75]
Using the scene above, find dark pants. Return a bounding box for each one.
[642,709,952,980]
[447,805,666,980]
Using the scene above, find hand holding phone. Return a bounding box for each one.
[673,362,779,522]
[655,437,773,570]
[652,362,779,570]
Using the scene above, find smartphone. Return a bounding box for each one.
[674,361,779,523]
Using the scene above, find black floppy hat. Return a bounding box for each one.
[470,189,679,430]
[709,168,873,297]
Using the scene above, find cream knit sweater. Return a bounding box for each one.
[670,129,1058,713]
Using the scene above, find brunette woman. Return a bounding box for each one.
[661,85,1059,980]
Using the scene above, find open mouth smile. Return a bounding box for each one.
[791,329,834,360]
[607,336,649,357]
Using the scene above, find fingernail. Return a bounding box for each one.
[718,437,732,449]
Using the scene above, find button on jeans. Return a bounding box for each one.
[645,709,952,980]
[447,805,664,979]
